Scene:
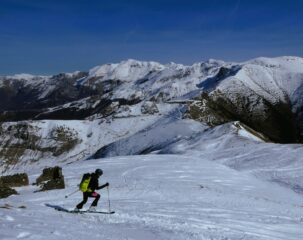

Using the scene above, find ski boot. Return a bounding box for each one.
[88,206,96,212]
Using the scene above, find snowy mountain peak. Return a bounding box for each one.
[247,56,303,70]
[88,59,165,82]
[6,73,36,80]
[206,58,227,65]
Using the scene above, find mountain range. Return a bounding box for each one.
[2,56,303,239]
[1,56,303,173]
[1,56,303,143]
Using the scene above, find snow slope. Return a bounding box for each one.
[1,155,303,240]
[89,112,303,196]
[163,122,303,194]
[2,116,303,239]
[0,115,160,173]
[215,56,303,108]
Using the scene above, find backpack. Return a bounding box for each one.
[79,173,91,192]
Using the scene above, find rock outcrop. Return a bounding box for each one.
[36,166,65,191]
[0,173,29,187]
[0,173,29,198]
[0,187,18,199]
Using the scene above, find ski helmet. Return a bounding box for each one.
[95,168,103,176]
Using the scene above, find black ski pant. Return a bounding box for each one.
[76,191,100,209]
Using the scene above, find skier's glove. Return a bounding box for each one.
[105,182,109,187]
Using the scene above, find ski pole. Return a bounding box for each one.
[65,189,79,198]
[107,186,111,212]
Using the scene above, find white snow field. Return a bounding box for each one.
[1,154,303,240]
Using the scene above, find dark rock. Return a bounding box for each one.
[36,166,65,191]
[36,166,63,184]
[0,173,29,187]
[39,178,65,191]
[0,187,18,199]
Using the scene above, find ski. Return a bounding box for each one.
[59,209,115,214]
[45,204,115,214]
[45,203,114,214]
[81,210,115,214]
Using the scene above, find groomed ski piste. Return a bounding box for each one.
[1,125,303,240]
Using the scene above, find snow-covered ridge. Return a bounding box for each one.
[5,73,38,80]
[88,59,166,82]
[186,56,303,142]
[236,56,303,104]
[2,56,302,104]
[0,74,49,88]
[1,56,303,142]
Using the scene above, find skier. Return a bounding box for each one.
[75,168,109,212]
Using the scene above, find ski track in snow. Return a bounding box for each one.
[1,155,303,240]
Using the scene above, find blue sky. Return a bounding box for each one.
[0,0,303,75]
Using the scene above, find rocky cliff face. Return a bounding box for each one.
[187,89,300,143]
[0,121,80,172]
[188,57,303,143]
